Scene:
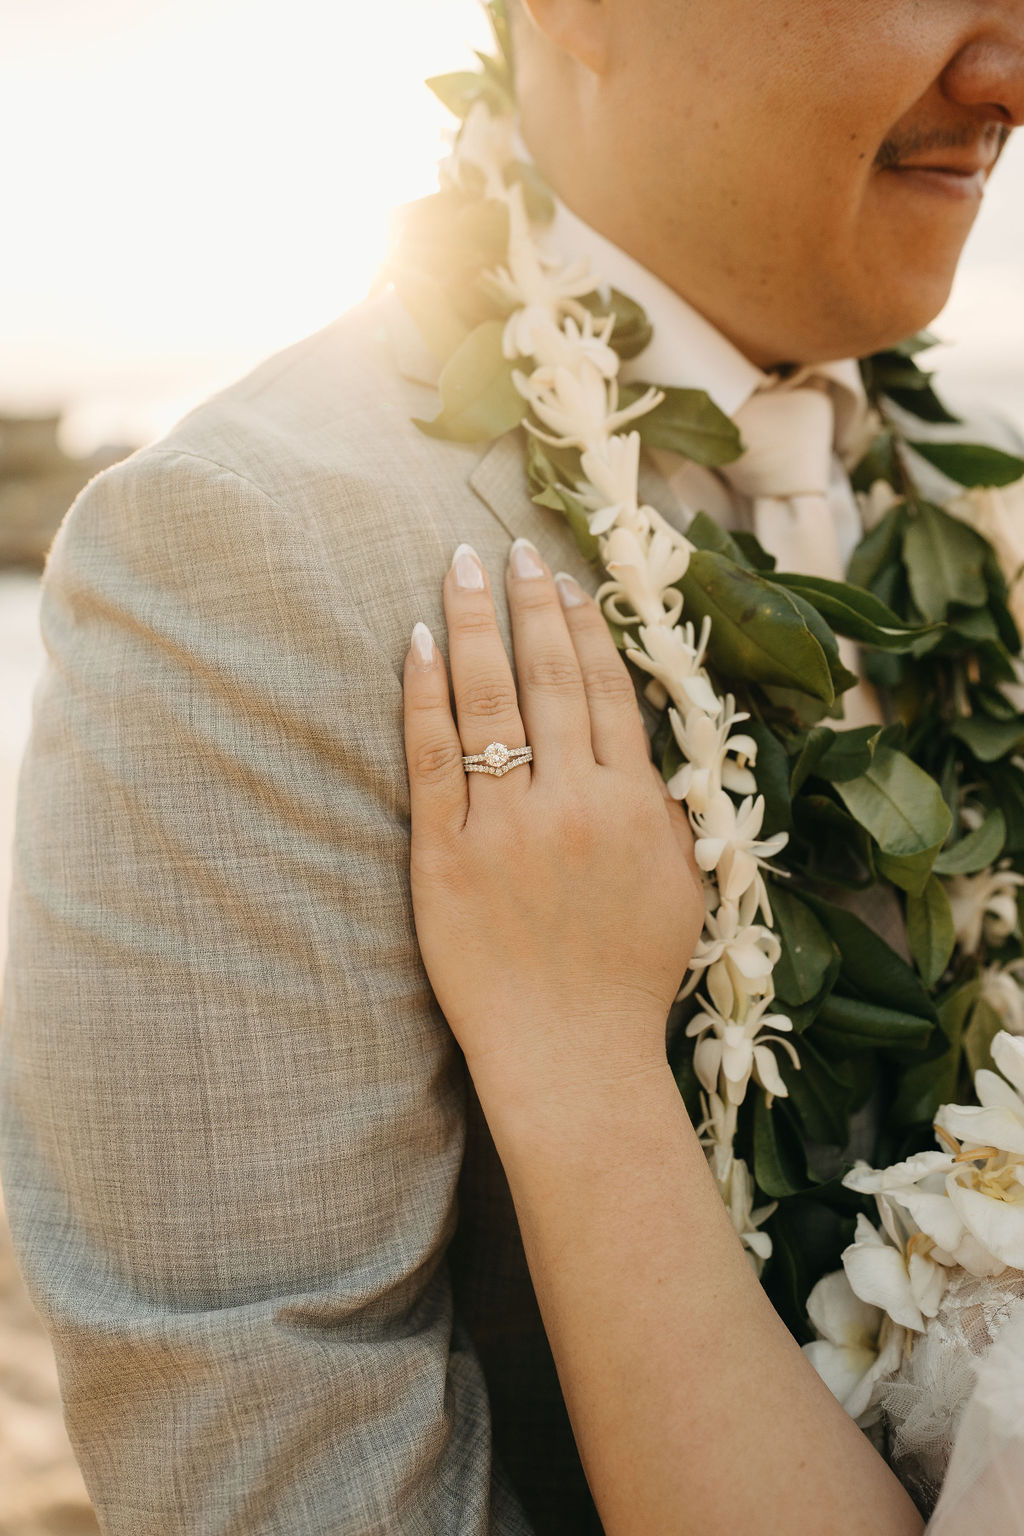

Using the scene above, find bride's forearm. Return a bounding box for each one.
[475,1052,923,1536]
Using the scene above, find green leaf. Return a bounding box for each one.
[792,725,882,793]
[753,1097,816,1198]
[908,440,1024,490]
[425,70,501,119]
[684,510,756,568]
[678,552,835,703]
[847,504,909,595]
[884,384,960,425]
[851,431,899,494]
[906,876,956,986]
[540,484,600,563]
[744,722,793,836]
[963,996,1007,1078]
[782,590,858,704]
[413,320,524,444]
[814,994,934,1051]
[933,809,1007,875]
[770,574,942,652]
[952,714,1024,764]
[892,330,942,357]
[630,385,744,467]
[834,744,952,889]
[769,886,840,1011]
[802,895,938,1024]
[890,982,975,1127]
[903,502,990,622]
[732,531,777,572]
[579,288,653,361]
[779,1038,854,1146]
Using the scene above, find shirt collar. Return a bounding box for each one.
[538,194,868,440]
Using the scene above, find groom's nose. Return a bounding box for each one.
[941,13,1024,128]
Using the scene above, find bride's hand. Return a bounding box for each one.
[402,537,704,1103]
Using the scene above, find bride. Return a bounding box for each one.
[402,538,1024,1536]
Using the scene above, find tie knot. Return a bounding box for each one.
[724,386,836,501]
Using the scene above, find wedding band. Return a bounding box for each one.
[462,741,533,777]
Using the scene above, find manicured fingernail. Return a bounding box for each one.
[554,571,586,607]
[509,537,546,580]
[452,542,485,590]
[411,620,435,667]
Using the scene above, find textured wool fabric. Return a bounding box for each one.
[0,291,612,1535]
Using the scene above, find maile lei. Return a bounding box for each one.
[391,0,1024,1421]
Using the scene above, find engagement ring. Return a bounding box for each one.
[462,741,533,777]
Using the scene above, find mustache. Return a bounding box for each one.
[874,120,1013,170]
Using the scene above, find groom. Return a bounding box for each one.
[2,2,1021,1532]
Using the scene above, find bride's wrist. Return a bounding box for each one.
[465,1029,677,1155]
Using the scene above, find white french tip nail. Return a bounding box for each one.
[509,536,546,579]
[452,542,485,590]
[554,571,586,607]
[411,621,435,666]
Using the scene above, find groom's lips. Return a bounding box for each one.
[880,149,999,202]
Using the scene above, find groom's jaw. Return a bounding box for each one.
[514,0,1024,366]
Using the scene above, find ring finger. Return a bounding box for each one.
[444,542,531,801]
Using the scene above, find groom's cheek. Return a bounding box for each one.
[518,0,1023,363]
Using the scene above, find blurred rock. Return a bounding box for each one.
[0,415,134,570]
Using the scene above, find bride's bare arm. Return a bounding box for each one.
[402,537,922,1536]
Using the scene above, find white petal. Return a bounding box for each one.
[887,1187,968,1254]
[992,1030,1024,1098]
[946,1178,1024,1269]
[693,1036,722,1096]
[806,1269,880,1350]
[753,1044,789,1099]
[907,1249,949,1319]
[974,1067,1024,1117]
[695,836,727,872]
[935,1102,1024,1158]
[842,1242,925,1332]
[803,1339,879,1417]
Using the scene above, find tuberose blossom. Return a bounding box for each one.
[665,697,759,813]
[519,310,619,379]
[690,790,788,907]
[977,960,1024,1037]
[946,862,1024,955]
[577,431,643,535]
[513,358,664,455]
[686,984,798,1106]
[595,523,691,628]
[439,98,517,201]
[484,183,601,356]
[625,618,721,718]
[685,887,781,1002]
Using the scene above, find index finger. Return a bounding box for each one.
[403,621,469,840]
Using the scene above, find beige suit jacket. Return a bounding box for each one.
[0,291,633,1534]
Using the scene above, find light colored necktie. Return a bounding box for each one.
[722,384,882,728]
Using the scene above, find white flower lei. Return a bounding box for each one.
[444,107,793,1267]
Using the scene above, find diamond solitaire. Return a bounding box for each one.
[461,741,533,777]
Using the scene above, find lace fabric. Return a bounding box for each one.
[871,1269,1024,1529]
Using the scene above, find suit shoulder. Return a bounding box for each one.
[129,291,486,508]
